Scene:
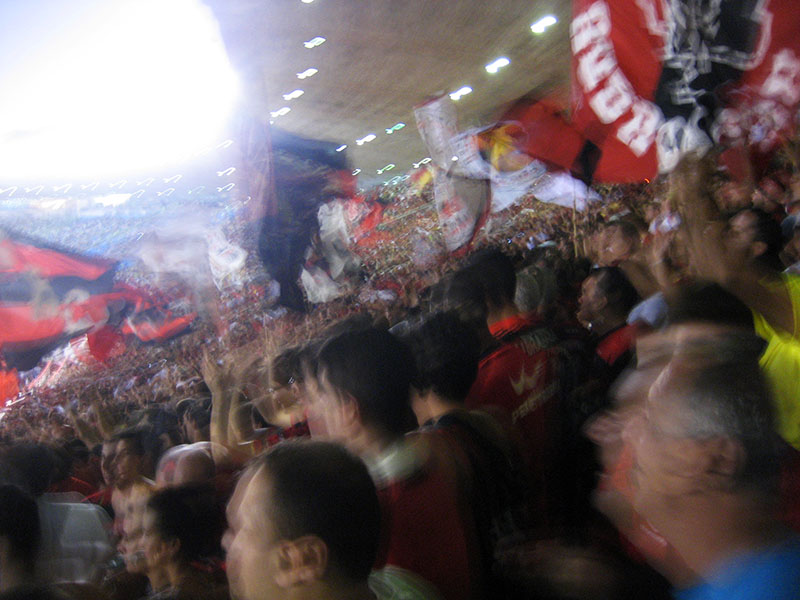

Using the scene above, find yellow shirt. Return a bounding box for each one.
[755,274,800,448]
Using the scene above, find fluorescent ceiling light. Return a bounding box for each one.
[385,122,406,134]
[352,168,361,175]
[297,68,318,79]
[303,36,326,49]
[282,89,305,100]
[485,57,510,74]
[335,144,347,152]
[270,107,291,118]
[449,86,472,101]
[356,134,376,145]
[531,15,557,34]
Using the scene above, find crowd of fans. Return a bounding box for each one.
[1,156,800,600]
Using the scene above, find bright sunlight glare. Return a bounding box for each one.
[0,0,240,181]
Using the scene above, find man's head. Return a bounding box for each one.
[444,249,518,328]
[622,337,780,532]
[401,312,480,421]
[224,441,380,600]
[309,327,416,447]
[577,267,639,330]
[113,429,149,488]
[726,207,784,271]
[0,484,40,576]
[602,220,640,265]
[184,406,211,443]
[100,440,117,488]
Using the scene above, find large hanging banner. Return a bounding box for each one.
[570,0,800,182]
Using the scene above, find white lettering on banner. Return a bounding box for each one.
[570,1,611,54]
[762,49,800,106]
[589,69,634,124]
[616,100,661,156]
[577,40,618,91]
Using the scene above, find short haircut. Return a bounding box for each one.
[0,484,40,572]
[590,267,640,315]
[670,355,781,495]
[186,406,211,430]
[462,248,518,308]
[605,219,640,243]
[0,444,54,497]
[317,328,416,436]
[271,346,302,386]
[443,267,490,329]
[113,428,147,456]
[401,311,480,402]
[146,483,223,562]
[252,440,380,582]
[735,207,784,271]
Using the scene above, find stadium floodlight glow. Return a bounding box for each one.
[282,89,305,100]
[385,122,406,134]
[0,0,239,180]
[356,134,377,145]
[270,107,291,118]
[301,0,314,3]
[297,68,318,79]
[485,57,510,74]
[335,144,347,152]
[451,156,459,161]
[530,15,557,34]
[449,86,473,101]
[304,36,326,49]
[352,168,361,175]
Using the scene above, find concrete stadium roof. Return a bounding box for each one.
[206,0,572,186]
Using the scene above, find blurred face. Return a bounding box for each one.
[101,441,117,487]
[120,525,146,574]
[141,508,174,573]
[224,468,282,600]
[305,369,348,440]
[577,275,604,327]
[726,210,759,257]
[115,439,143,488]
[604,225,634,263]
[622,363,701,527]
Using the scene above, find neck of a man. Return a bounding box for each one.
[487,303,520,328]
[413,391,461,425]
[660,492,785,583]
[592,310,627,338]
[299,580,376,600]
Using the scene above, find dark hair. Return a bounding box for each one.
[590,267,640,315]
[254,440,380,581]
[463,248,518,308]
[113,429,147,457]
[443,268,489,329]
[678,359,781,495]
[667,281,755,331]
[317,328,416,436]
[186,406,211,430]
[402,312,480,402]
[735,208,784,271]
[272,347,302,387]
[0,484,40,572]
[146,483,223,562]
[0,444,54,497]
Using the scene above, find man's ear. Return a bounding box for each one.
[699,437,745,488]
[273,536,328,588]
[340,393,362,432]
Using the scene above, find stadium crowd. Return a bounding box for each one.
[1,156,800,600]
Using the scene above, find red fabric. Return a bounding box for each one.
[0,369,18,406]
[0,239,113,279]
[48,476,97,498]
[120,312,195,343]
[570,0,663,182]
[86,325,126,363]
[496,98,587,173]
[596,323,640,367]
[467,318,561,524]
[375,458,476,600]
